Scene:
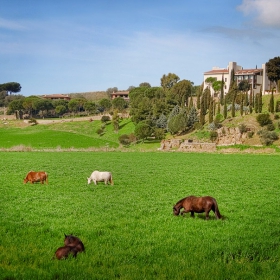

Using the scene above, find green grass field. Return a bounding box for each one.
[1,152,280,279]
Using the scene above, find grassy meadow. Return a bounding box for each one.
[0,152,280,279]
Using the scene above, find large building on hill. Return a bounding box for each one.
[203,61,272,96]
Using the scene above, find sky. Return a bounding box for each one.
[1,0,280,96]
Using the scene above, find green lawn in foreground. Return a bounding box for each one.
[0,152,279,279]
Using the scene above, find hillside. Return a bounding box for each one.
[1,93,280,152]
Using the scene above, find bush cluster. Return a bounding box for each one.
[257,129,279,146]
[256,113,272,127]
[118,134,137,146]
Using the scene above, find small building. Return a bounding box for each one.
[42,94,71,101]
[110,91,129,101]
[203,61,272,96]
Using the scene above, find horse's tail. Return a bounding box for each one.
[213,198,222,219]
[110,175,114,185]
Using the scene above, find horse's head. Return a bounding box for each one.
[173,205,180,216]
[87,177,91,184]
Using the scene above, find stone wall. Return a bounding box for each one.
[160,139,216,152]
[216,127,248,145]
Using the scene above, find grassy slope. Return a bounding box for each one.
[0,152,279,279]
[1,93,280,150]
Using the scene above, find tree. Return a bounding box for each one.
[112,97,128,111]
[22,96,40,117]
[33,99,54,117]
[212,80,223,97]
[55,105,67,116]
[139,82,151,88]
[160,73,180,91]
[223,97,227,119]
[0,82,22,94]
[106,87,118,95]
[172,79,192,107]
[84,101,97,114]
[112,110,120,132]
[220,75,225,104]
[209,97,214,123]
[186,106,198,128]
[205,77,217,95]
[134,122,152,141]
[99,98,112,112]
[268,89,275,113]
[266,56,280,92]
[7,98,24,119]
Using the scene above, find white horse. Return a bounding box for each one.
[87,170,114,185]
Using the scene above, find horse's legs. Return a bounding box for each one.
[181,209,190,216]
[190,211,195,218]
[205,211,210,220]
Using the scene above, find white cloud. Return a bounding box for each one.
[0,17,27,30]
[238,0,280,27]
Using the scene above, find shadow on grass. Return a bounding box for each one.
[119,120,132,129]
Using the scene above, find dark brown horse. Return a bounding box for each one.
[173,196,222,220]
[64,234,85,253]
[55,246,78,260]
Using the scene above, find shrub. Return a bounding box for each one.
[256,113,272,127]
[28,118,38,125]
[266,123,275,131]
[247,131,254,138]
[134,122,152,141]
[153,128,165,140]
[208,122,216,131]
[96,127,105,136]
[257,129,279,146]
[274,114,279,120]
[101,115,111,123]
[275,100,280,112]
[215,113,224,123]
[239,123,247,134]
[209,131,218,142]
[118,134,136,146]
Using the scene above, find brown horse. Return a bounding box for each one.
[173,195,222,220]
[55,246,78,260]
[64,234,85,253]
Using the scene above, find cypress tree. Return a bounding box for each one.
[258,86,263,113]
[249,85,253,114]
[220,74,224,104]
[240,94,244,116]
[200,92,205,125]
[223,96,227,119]
[231,98,235,117]
[209,97,213,124]
[196,92,201,110]
[255,93,259,113]
[269,89,274,113]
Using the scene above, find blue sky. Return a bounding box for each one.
[1,0,280,96]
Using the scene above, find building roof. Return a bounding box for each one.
[235,69,262,75]
[204,69,229,75]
